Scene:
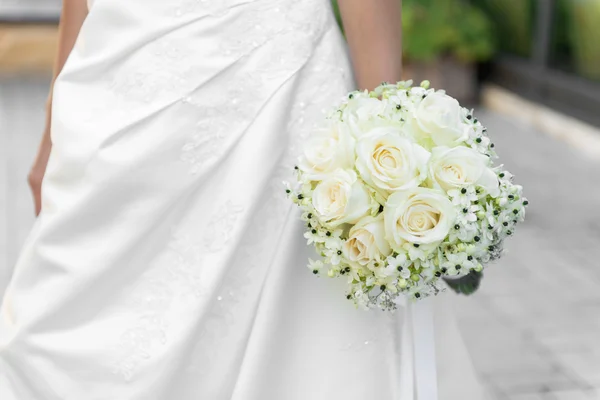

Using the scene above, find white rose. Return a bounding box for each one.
[298,122,356,181]
[341,96,399,139]
[343,215,392,266]
[414,92,468,147]
[342,96,387,124]
[429,146,500,197]
[312,169,371,227]
[356,127,430,196]
[384,187,456,249]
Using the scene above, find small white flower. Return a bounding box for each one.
[456,204,480,225]
[448,186,478,208]
[307,258,324,273]
[444,253,475,275]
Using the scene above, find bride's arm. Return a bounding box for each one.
[338,0,403,91]
[29,0,88,215]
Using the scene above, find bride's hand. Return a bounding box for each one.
[28,128,52,216]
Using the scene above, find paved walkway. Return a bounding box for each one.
[1,78,600,399]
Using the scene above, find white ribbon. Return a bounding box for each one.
[397,298,438,400]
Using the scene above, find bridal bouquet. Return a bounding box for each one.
[285,80,527,311]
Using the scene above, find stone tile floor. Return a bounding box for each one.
[1,78,600,399]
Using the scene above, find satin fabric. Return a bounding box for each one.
[0,1,488,398]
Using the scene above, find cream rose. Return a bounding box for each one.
[414,92,468,147]
[384,187,456,249]
[298,122,356,181]
[356,127,430,196]
[342,96,387,125]
[343,215,392,266]
[429,146,500,197]
[312,169,371,227]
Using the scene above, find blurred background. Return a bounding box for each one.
[1,0,599,399]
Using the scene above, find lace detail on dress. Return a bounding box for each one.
[204,201,245,252]
[178,24,356,382]
[108,40,191,108]
[179,0,329,175]
[112,201,244,380]
[109,0,353,383]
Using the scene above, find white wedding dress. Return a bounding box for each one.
[0,0,488,398]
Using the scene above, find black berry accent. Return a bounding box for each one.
[461,188,467,194]
[311,229,317,234]
[474,236,481,242]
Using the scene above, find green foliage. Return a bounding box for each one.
[472,0,534,58]
[563,0,600,81]
[331,0,494,63]
[331,0,343,34]
[444,270,483,296]
[402,0,495,63]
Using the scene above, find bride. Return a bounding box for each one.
[0,0,488,398]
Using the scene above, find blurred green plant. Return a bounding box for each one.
[402,0,494,63]
[471,0,534,58]
[563,0,600,81]
[332,0,494,63]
